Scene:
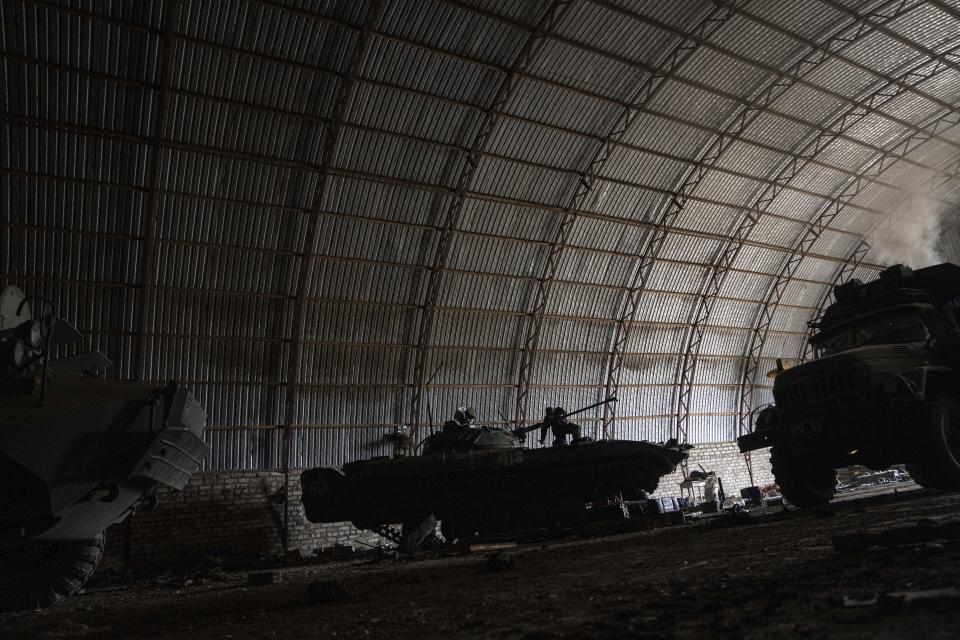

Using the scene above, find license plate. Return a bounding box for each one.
[786,420,823,437]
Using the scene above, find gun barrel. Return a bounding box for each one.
[513,397,617,439]
[562,396,617,419]
[515,421,546,437]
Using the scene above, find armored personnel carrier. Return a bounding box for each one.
[301,401,687,548]
[0,285,208,611]
[738,263,960,507]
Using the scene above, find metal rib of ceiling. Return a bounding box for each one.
[3,0,960,470]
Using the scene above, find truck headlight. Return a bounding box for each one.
[25,320,42,348]
[2,338,26,367]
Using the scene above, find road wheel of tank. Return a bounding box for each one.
[0,534,105,612]
[439,510,478,543]
[905,396,960,491]
[770,446,837,508]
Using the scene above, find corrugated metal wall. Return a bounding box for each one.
[3,0,960,469]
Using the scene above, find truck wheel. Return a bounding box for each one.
[905,396,960,491]
[0,535,105,612]
[770,446,836,508]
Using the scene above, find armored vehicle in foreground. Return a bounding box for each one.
[738,263,960,507]
[301,401,687,548]
[1,285,208,611]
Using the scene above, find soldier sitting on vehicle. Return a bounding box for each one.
[443,406,477,434]
[422,406,478,455]
[539,406,582,446]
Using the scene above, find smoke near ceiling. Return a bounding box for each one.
[868,196,944,268]
[937,217,960,265]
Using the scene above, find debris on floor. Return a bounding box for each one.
[485,551,515,572]
[247,572,274,586]
[5,485,960,640]
[306,580,350,604]
[837,466,912,492]
[832,519,960,553]
[35,619,112,639]
[843,587,960,608]
[881,587,960,607]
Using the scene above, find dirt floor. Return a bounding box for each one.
[4,483,960,639]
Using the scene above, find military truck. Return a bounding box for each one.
[738,263,960,507]
[1,285,208,611]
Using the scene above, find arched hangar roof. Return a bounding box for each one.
[3,0,960,469]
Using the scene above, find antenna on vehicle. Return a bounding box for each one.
[424,361,444,433]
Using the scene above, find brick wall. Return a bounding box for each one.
[102,469,383,572]
[102,442,774,570]
[652,441,775,500]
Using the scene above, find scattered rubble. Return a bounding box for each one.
[306,580,350,604]
[485,552,515,572]
[247,572,274,586]
[3,487,960,640]
[843,587,960,608]
[832,519,960,554]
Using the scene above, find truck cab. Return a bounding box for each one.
[738,263,960,507]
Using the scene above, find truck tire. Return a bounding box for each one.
[770,446,836,508]
[905,396,960,491]
[0,535,105,612]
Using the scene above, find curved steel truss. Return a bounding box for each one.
[603,0,921,441]
[407,0,574,438]
[513,1,743,433]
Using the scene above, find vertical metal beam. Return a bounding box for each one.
[672,24,959,444]
[511,1,743,436]
[407,0,574,438]
[134,0,180,381]
[602,0,915,441]
[280,0,385,548]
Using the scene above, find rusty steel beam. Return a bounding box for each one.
[13,111,957,248]
[12,108,959,223]
[406,0,574,438]
[10,0,960,444]
[17,0,960,179]
[512,2,743,437]
[602,0,915,442]
[131,0,179,381]
[10,19,960,221]
[0,216,866,291]
[452,0,960,162]
[672,28,960,444]
[8,53,958,218]
[277,0,386,546]
[738,110,960,436]
[589,0,960,161]
[11,4,960,214]
[2,210,873,290]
